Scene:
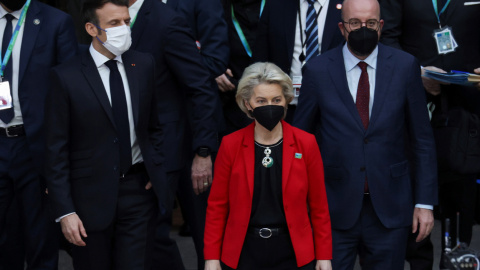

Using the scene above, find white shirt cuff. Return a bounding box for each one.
[56,212,76,223]
[415,204,433,210]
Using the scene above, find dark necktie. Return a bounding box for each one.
[356,61,370,193]
[304,0,319,62]
[0,14,14,123]
[356,61,370,129]
[105,60,132,175]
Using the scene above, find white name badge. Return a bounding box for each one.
[292,76,302,97]
[0,81,12,110]
[433,27,458,55]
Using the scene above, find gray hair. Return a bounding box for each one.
[236,62,294,119]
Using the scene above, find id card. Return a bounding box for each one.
[292,76,302,97]
[0,81,12,110]
[433,27,458,55]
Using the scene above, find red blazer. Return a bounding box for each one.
[204,121,332,268]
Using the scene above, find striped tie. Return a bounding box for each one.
[305,0,319,62]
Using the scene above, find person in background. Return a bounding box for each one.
[127,0,221,268]
[0,0,77,269]
[294,0,438,268]
[380,0,480,268]
[253,0,344,122]
[204,62,332,270]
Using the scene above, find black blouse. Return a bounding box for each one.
[249,139,287,227]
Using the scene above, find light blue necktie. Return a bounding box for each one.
[304,0,319,62]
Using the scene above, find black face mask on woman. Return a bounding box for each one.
[251,105,285,131]
[1,0,27,11]
[347,26,379,57]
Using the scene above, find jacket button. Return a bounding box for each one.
[113,166,118,171]
[360,167,366,172]
[114,138,119,144]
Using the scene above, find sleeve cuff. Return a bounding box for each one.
[415,204,433,210]
[56,212,76,223]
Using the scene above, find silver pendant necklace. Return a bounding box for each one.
[255,139,283,168]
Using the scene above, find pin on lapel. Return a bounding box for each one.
[295,153,302,159]
[131,64,136,67]
[33,19,40,25]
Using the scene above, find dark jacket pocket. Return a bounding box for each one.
[390,161,409,178]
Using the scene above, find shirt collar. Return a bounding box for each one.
[0,4,25,20]
[89,44,123,68]
[302,0,328,7]
[343,42,378,72]
[128,0,144,19]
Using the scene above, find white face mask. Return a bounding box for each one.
[96,24,132,56]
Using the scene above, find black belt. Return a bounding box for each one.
[0,125,25,137]
[247,227,288,239]
[120,162,146,178]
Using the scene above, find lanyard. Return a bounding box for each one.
[432,0,451,28]
[0,0,31,78]
[130,13,138,29]
[231,0,266,57]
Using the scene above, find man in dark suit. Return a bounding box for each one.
[380,0,480,268]
[45,0,164,269]
[127,0,221,269]
[159,1,228,268]
[253,0,344,122]
[0,0,77,269]
[294,0,438,269]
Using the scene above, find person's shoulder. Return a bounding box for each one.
[52,53,83,73]
[285,122,316,143]
[379,43,416,64]
[34,1,71,20]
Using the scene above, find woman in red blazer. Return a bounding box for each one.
[204,62,332,270]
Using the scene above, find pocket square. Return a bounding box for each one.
[464,1,480,5]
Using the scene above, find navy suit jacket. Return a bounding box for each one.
[16,1,77,172]
[45,50,165,230]
[294,44,438,230]
[166,0,229,78]
[130,0,219,172]
[253,0,344,74]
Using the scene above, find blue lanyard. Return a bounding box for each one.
[0,0,31,78]
[231,0,266,57]
[432,0,451,28]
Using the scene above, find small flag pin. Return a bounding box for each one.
[295,153,302,159]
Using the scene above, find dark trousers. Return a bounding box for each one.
[221,233,315,270]
[152,170,185,270]
[0,199,25,270]
[0,136,58,270]
[177,161,210,270]
[405,232,434,270]
[332,195,410,270]
[72,171,156,270]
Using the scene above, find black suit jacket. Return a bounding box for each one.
[380,0,480,115]
[253,0,344,74]
[131,0,219,172]
[14,0,77,173]
[45,50,165,231]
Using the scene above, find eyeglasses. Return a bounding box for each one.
[342,19,380,31]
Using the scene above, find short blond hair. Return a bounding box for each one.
[236,62,294,119]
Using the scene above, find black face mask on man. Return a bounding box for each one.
[251,105,284,131]
[1,0,26,11]
[346,26,379,57]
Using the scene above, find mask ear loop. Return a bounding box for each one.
[93,23,107,45]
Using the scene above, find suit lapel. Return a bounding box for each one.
[81,52,116,128]
[328,46,365,132]
[321,0,341,53]
[281,122,295,194]
[285,0,299,61]
[166,0,179,10]
[19,1,41,85]
[243,123,256,199]
[131,0,151,47]
[122,51,140,127]
[444,0,461,23]
[369,44,393,132]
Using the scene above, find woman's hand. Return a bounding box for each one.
[315,260,332,270]
[205,260,222,270]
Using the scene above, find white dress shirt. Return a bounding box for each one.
[0,4,25,128]
[128,0,144,22]
[342,43,432,210]
[290,0,329,105]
